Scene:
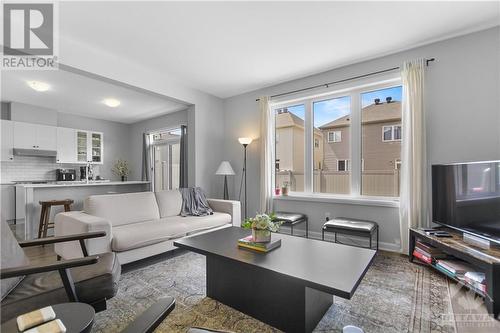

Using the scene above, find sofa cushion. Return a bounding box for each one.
[171,212,231,235]
[155,190,182,218]
[111,219,189,252]
[111,213,232,252]
[1,252,120,323]
[84,192,160,227]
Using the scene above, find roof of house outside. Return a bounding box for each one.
[276,110,323,136]
[319,101,402,129]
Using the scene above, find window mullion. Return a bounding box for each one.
[304,101,313,193]
[350,92,361,196]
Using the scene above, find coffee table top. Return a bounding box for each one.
[174,226,376,299]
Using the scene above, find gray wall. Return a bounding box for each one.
[59,40,226,197]
[223,27,500,251]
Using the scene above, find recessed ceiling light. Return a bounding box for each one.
[103,98,121,108]
[27,80,50,92]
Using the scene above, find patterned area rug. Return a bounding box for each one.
[93,250,456,333]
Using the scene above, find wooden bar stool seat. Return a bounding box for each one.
[38,199,74,238]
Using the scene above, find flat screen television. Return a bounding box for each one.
[432,160,500,244]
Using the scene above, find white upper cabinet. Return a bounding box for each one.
[36,124,57,150]
[76,130,104,164]
[56,127,77,164]
[13,122,37,149]
[13,122,57,151]
[1,120,14,161]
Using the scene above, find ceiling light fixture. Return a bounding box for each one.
[103,98,121,108]
[27,80,50,92]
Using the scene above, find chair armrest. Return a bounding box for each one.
[55,211,112,259]
[18,231,106,248]
[207,199,241,227]
[0,255,99,279]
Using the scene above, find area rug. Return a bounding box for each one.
[93,250,456,333]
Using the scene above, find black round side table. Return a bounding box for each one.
[2,303,95,333]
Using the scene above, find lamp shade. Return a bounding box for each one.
[238,137,253,145]
[215,161,235,175]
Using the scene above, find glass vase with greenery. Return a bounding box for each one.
[112,159,130,181]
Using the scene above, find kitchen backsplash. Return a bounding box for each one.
[0,156,82,182]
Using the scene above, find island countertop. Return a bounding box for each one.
[16,180,150,188]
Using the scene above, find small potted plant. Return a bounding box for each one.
[281,181,289,196]
[242,213,282,243]
[112,159,130,181]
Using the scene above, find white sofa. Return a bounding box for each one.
[54,190,241,264]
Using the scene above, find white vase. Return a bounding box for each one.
[252,229,271,243]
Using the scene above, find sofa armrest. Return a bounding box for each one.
[207,199,241,227]
[54,211,112,259]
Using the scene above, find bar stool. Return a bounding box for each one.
[38,199,74,238]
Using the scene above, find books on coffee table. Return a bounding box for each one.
[238,235,281,253]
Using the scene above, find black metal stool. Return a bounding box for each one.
[274,212,308,238]
[322,217,378,250]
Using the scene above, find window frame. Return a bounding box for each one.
[327,130,342,143]
[337,159,350,172]
[382,124,402,142]
[270,78,402,202]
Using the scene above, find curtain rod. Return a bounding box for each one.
[256,58,435,102]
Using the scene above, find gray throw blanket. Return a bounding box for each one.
[180,187,213,217]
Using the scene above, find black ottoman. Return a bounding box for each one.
[274,212,308,238]
[322,217,378,250]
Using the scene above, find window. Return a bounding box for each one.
[275,104,305,192]
[271,79,401,199]
[362,86,402,197]
[313,96,351,194]
[327,131,342,142]
[337,159,350,172]
[382,125,402,142]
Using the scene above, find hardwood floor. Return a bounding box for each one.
[24,246,499,332]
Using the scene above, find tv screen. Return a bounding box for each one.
[432,161,500,244]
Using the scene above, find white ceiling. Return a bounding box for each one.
[59,1,500,98]
[1,69,188,124]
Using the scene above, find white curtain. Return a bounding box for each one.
[399,58,429,254]
[259,96,274,213]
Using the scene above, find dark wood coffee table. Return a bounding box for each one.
[174,226,376,333]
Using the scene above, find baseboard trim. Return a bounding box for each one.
[279,228,402,253]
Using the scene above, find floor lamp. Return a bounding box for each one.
[238,137,252,220]
[216,161,235,200]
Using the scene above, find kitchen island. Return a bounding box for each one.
[16,181,151,240]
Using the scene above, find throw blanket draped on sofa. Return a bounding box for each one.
[180,187,214,217]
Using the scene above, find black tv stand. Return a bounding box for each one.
[409,227,500,319]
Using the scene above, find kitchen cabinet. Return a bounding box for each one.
[76,130,103,164]
[1,120,14,161]
[13,122,57,151]
[56,127,77,163]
